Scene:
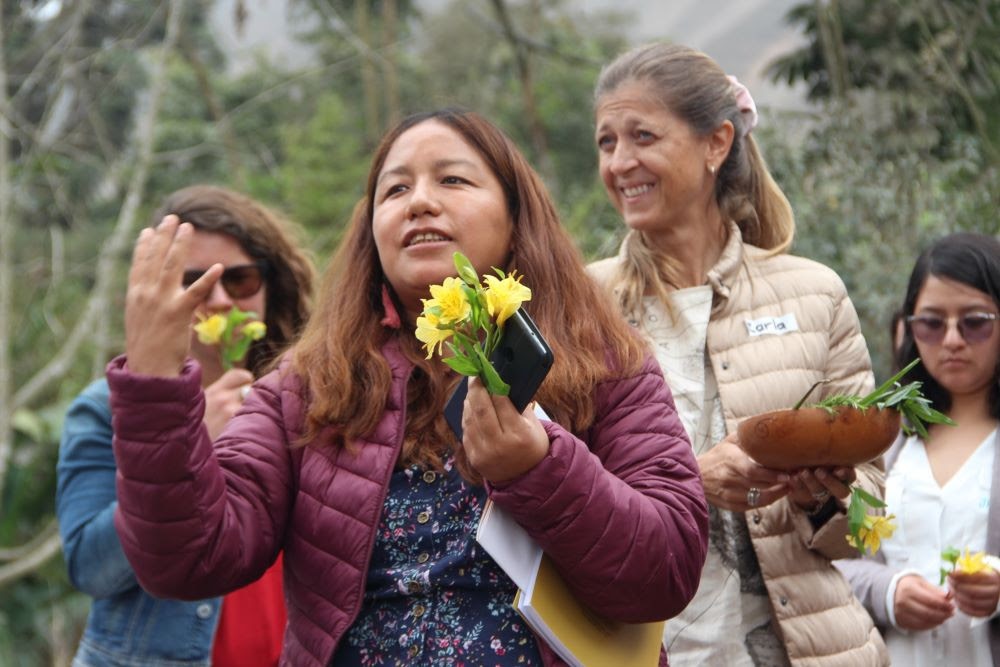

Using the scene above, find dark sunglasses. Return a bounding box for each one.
[182,261,268,300]
[906,312,998,345]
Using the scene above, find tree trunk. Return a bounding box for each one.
[2,0,188,505]
[0,0,14,513]
[357,0,381,144]
[382,0,401,127]
[488,0,556,189]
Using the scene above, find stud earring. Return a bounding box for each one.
[708,164,716,174]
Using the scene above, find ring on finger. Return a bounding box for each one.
[240,385,251,401]
[747,487,761,508]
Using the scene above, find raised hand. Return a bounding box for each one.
[698,434,788,511]
[460,377,549,484]
[124,216,223,378]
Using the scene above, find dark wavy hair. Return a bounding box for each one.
[153,185,316,377]
[896,232,1000,418]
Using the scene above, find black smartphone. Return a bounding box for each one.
[444,308,554,440]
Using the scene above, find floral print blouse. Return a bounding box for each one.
[330,457,542,666]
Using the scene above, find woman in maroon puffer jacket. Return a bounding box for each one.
[108,109,708,667]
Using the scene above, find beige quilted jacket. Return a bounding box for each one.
[589,227,889,666]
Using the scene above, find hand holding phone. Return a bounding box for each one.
[444,308,553,440]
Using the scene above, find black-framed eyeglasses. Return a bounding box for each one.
[906,312,998,345]
[182,261,268,300]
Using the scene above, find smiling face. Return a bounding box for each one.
[371,120,514,320]
[595,81,723,236]
[912,274,1000,403]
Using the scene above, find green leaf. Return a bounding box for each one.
[474,345,510,396]
[852,487,886,508]
[453,252,480,287]
[443,354,481,376]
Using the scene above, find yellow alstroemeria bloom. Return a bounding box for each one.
[427,277,471,325]
[955,548,993,575]
[415,311,453,359]
[194,313,228,345]
[847,513,897,554]
[484,273,531,326]
[242,320,267,341]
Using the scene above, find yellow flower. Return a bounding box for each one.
[194,313,227,345]
[242,320,267,341]
[484,273,531,326]
[415,311,453,359]
[955,549,993,575]
[847,514,897,555]
[426,277,471,325]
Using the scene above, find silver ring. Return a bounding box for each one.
[812,490,830,501]
[239,385,251,401]
[746,487,761,508]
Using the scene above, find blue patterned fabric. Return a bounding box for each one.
[330,457,541,666]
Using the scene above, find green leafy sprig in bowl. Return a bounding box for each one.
[804,358,954,438]
[738,358,953,554]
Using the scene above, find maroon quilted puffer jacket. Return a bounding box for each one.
[109,340,707,666]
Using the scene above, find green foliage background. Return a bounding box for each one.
[2,0,998,662]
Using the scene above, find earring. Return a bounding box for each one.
[708,164,716,175]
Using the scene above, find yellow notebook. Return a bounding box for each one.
[476,499,664,667]
[514,553,664,667]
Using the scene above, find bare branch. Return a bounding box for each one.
[0,0,14,513]
[10,0,188,416]
[0,523,62,590]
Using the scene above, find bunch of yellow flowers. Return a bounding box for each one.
[193,306,266,370]
[845,511,897,555]
[415,252,531,396]
[940,547,996,584]
[844,486,897,555]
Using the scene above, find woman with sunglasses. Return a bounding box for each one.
[56,185,315,666]
[838,232,1000,666]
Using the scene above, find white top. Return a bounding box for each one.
[643,288,784,665]
[879,429,998,666]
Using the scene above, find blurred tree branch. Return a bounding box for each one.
[1,0,188,506]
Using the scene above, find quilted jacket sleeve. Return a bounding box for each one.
[108,357,291,600]
[834,556,894,627]
[488,355,709,624]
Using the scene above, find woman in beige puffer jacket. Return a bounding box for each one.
[588,42,888,666]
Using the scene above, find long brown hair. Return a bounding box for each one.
[594,43,794,316]
[292,109,646,474]
[154,185,316,377]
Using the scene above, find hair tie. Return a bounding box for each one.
[727,75,758,138]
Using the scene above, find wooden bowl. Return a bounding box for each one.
[737,406,900,469]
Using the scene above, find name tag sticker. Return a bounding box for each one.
[745,313,799,337]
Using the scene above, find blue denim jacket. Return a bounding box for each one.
[56,379,220,666]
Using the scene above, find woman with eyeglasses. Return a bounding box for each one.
[838,232,1000,666]
[56,185,315,666]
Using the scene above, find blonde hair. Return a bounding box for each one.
[594,43,794,316]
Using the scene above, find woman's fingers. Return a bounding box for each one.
[460,378,549,483]
[949,570,1000,617]
[124,219,214,378]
